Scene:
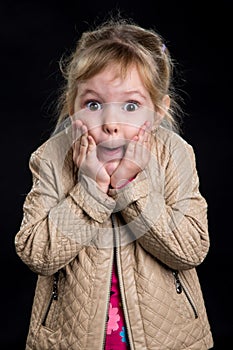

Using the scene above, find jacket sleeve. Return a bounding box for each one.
[15,150,115,276]
[110,135,210,270]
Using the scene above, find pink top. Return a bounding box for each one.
[105,261,130,349]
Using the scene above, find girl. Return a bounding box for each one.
[15,18,214,349]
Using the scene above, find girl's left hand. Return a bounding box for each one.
[110,121,152,189]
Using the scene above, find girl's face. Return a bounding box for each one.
[73,64,156,164]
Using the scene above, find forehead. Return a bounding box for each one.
[78,64,148,96]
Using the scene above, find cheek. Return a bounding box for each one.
[123,123,140,139]
[77,114,102,132]
[85,124,101,143]
[125,112,154,130]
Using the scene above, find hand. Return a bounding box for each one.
[72,119,110,193]
[110,121,152,189]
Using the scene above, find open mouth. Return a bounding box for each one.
[97,144,125,163]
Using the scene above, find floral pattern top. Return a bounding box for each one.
[105,260,130,349]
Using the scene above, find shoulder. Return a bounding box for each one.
[155,126,192,150]
[153,126,196,168]
[30,124,73,165]
[154,126,195,157]
[28,123,75,196]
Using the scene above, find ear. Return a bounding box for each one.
[163,94,170,111]
[69,110,74,120]
[158,94,170,120]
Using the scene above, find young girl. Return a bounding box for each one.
[15,18,214,349]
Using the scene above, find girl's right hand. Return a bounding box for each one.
[72,120,110,193]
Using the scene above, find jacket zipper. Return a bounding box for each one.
[112,215,134,350]
[172,270,198,319]
[42,271,59,326]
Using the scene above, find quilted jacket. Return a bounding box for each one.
[15,125,214,349]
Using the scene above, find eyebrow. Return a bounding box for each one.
[124,90,147,100]
[79,89,147,100]
[79,89,101,98]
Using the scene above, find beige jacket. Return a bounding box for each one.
[15,125,214,349]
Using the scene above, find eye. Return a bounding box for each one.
[86,101,102,111]
[123,102,139,112]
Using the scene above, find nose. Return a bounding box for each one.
[103,122,119,135]
[102,105,120,135]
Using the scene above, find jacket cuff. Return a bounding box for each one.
[69,175,116,223]
[108,171,148,212]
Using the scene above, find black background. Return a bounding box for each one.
[1,0,232,348]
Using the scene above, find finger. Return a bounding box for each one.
[72,119,83,143]
[137,121,151,144]
[137,123,147,141]
[133,128,151,161]
[75,137,87,168]
[140,122,151,146]
[73,126,88,167]
[72,121,83,155]
[124,138,137,160]
[75,124,88,150]
[87,135,96,154]
[79,126,88,152]
[142,128,150,145]
[141,133,152,162]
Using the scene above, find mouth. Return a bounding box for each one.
[97,144,125,163]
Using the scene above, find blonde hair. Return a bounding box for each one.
[55,18,182,133]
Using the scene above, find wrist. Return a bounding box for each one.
[97,182,110,193]
[111,176,135,190]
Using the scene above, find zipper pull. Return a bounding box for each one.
[172,270,182,294]
[52,272,59,300]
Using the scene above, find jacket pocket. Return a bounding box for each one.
[42,271,59,330]
[172,270,198,319]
